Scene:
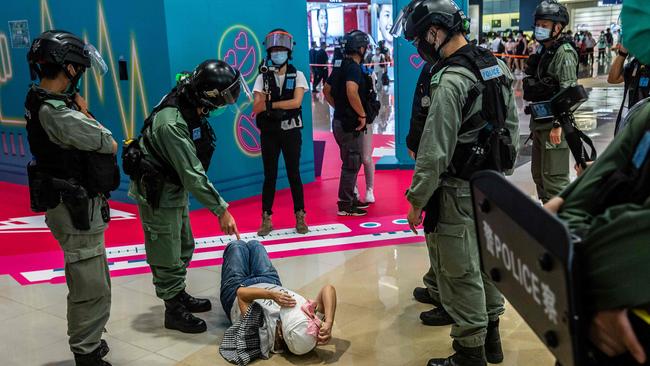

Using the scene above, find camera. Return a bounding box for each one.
[527,85,589,123]
[258,58,278,74]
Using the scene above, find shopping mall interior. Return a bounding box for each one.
[0,0,646,365]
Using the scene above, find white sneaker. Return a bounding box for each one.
[366,188,375,203]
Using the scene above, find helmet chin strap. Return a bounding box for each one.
[431,25,458,58]
[64,66,84,95]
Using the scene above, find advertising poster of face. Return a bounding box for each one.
[376,4,393,51]
[310,7,344,45]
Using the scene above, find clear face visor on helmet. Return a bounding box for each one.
[204,71,254,116]
[84,44,108,76]
[265,31,294,51]
[390,8,407,38]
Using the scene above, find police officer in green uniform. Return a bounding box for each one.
[398,0,520,364]
[543,1,650,363]
[523,0,578,203]
[127,60,250,333]
[392,2,465,325]
[408,61,453,326]
[25,30,118,366]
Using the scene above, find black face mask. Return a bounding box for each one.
[417,38,440,65]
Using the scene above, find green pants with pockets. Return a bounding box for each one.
[423,248,442,306]
[52,231,111,355]
[426,180,505,348]
[531,127,570,203]
[138,204,195,300]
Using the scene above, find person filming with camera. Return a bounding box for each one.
[253,29,310,237]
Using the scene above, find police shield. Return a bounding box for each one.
[470,171,588,366]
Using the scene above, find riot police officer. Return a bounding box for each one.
[324,30,378,216]
[398,0,520,364]
[392,2,463,324]
[408,61,455,327]
[25,30,118,366]
[523,0,578,203]
[126,60,247,334]
[543,0,650,362]
[253,29,310,236]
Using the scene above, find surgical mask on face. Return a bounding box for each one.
[270,51,289,66]
[535,26,552,41]
[416,30,440,65]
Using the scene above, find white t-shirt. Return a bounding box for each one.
[491,38,502,52]
[253,70,309,130]
[371,54,385,74]
[230,283,308,357]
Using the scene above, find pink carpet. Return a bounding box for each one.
[0,132,423,285]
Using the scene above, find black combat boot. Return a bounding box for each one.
[98,339,110,358]
[452,320,503,364]
[427,344,487,366]
[485,319,503,364]
[74,344,112,366]
[164,296,207,334]
[413,287,442,307]
[420,306,455,326]
[177,289,212,313]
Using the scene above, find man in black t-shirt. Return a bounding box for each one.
[324,30,372,216]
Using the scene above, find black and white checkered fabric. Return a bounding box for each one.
[219,302,266,365]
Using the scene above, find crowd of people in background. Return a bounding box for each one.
[473,26,620,77]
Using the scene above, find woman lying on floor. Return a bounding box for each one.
[219,240,337,365]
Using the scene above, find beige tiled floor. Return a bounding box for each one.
[1,75,621,366]
[0,245,556,366]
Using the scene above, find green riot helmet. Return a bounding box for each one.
[397,0,466,63]
[182,59,253,115]
[534,1,569,26]
[27,30,107,93]
[402,0,465,42]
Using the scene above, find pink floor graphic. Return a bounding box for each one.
[0,132,423,285]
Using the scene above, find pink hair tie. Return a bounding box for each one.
[301,300,322,337]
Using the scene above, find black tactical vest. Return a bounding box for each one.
[256,64,302,132]
[443,44,516,178]
[407,63,441,155]
[523,37,578,102]
[141,88,216,185]
[24,86,119,196]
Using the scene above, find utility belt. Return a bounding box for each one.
[122,137,179,210]
[449,126,517,181]
[256,107,302,133]
[27,161,110,231]
[422,126,516,234]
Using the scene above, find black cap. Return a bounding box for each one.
[342,30,370,54]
